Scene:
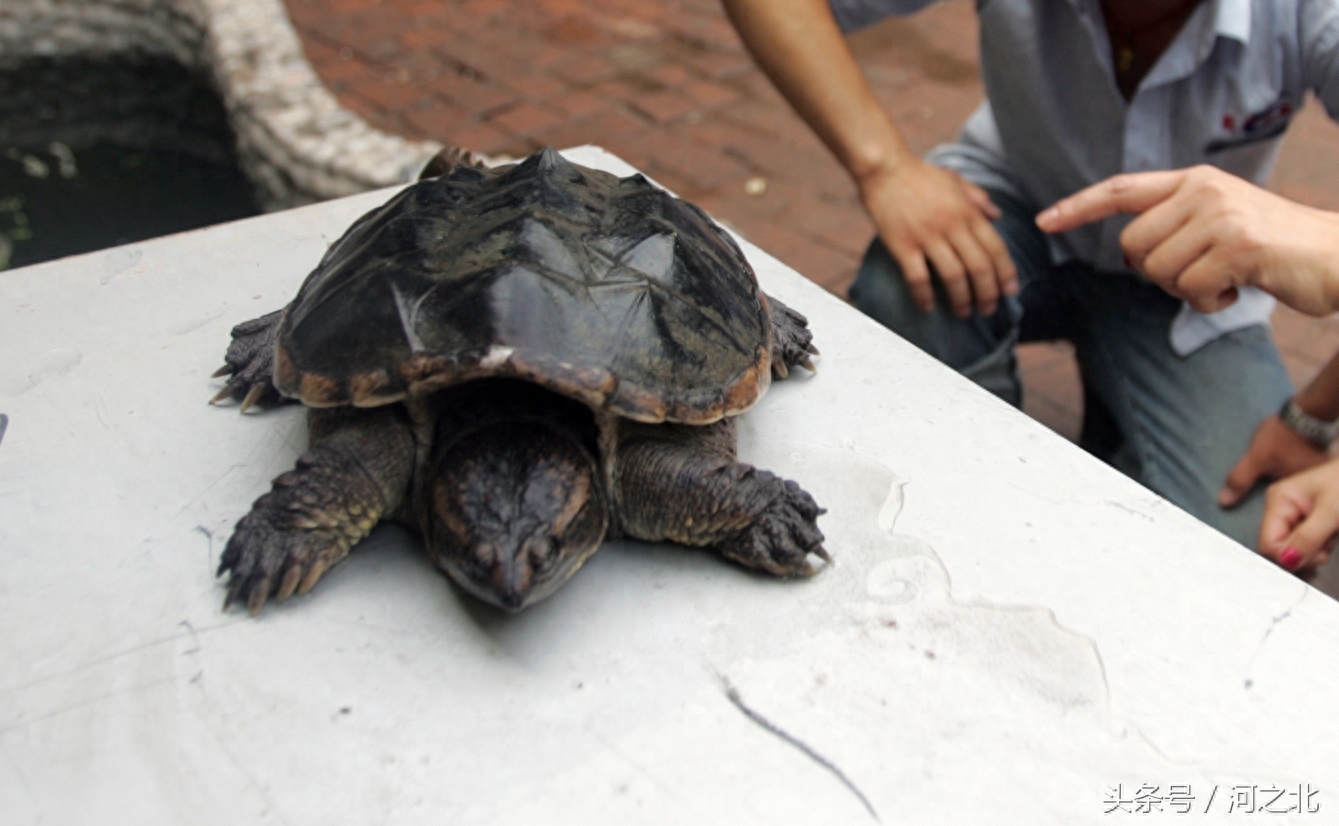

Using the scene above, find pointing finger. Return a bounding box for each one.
[1037,170,1189,234]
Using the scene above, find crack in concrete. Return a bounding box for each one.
[719,674,880,823]
[1243,584,1310,688]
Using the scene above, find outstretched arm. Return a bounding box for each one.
[722,0,1015,318]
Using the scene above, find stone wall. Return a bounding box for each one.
[0,0,442,208]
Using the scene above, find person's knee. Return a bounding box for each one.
[849,238,918,329]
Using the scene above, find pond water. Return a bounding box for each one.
[0,56,263,271]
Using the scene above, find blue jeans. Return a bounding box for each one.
[848,190,1293,548]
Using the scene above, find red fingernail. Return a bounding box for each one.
[1123,254,1132,268]
[1280,547,1303,570]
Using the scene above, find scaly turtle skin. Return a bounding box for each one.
[213,147,825,614]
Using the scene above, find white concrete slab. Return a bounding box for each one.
[2,147,1336,825]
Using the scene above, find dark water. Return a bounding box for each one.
[0,56,263,271]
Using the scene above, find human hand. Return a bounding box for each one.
[859,157,1017,318]
[1219,415,1329,508]
[1259,457,1339,571]
[1036,166,1339,316]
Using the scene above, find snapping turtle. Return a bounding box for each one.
[212,147,825,613]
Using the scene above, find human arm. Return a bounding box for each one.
[1218,350,1339,507]
[1035,165,1339,315]
[721,0,1016,317]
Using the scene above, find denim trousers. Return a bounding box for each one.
[848,190,1293,549]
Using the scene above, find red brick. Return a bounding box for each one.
[311,51,373,84]
[586,78,643,105]
[489,101,566,136]
[599,16,663,40]
[432,39,497,77]
[525,42,570,69]
[628,89,698,124]
[401,26,457,49]
[323,8,416,45]
[537,0,589,17]
[645,63,691,89]
[638,167,701,198]
[688,52,755,82]
[299,37,342,64]
[790,203,873,258]
[716,99,804,143]
[363,35,407,61]
[316,0,378,13]
[549,90,606,120]
[401,99,472,140]
[543,13,605,45]
[645,133,750,189]
[450,121,520,156]
[604,41,666,73]
[740,224,855,292]
[535,108,650,154]
[683,79,739,109]
[508,73,568,100]
[460,0,509,17]
[679,116,761,153]
[430,72,519,115]
[735,70,788,105]
[551,53,619,85]
[345,75,434,110]
[664,13,743,52]
[386,47,445,77]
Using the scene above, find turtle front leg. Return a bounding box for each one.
[765,293,818,379]
[616,419,828,576]
[220,405,415,614]
[210,307,288,412]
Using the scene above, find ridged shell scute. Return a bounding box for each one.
[277,148,771,423]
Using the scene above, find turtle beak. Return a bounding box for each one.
[491,538,540,612]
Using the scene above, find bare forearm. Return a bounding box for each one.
[1294,348,1339,421]
[723,0,1016,317]
[721,0,911,181]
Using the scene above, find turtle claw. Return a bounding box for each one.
[246,578,272,616]
[720,480,827,578]
[239,383,267,414]
[218,490,352,616]
[276,564,304,602]
[767,294,817,379]
[209,308,286,411]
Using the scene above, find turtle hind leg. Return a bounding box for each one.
[765,294,818,379]
[220,406,415,615]
[210,308,287,412]
[615,419,828,577]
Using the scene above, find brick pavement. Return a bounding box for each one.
[283,0,1339,448]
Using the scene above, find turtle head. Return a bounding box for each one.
[428,420,608,612]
